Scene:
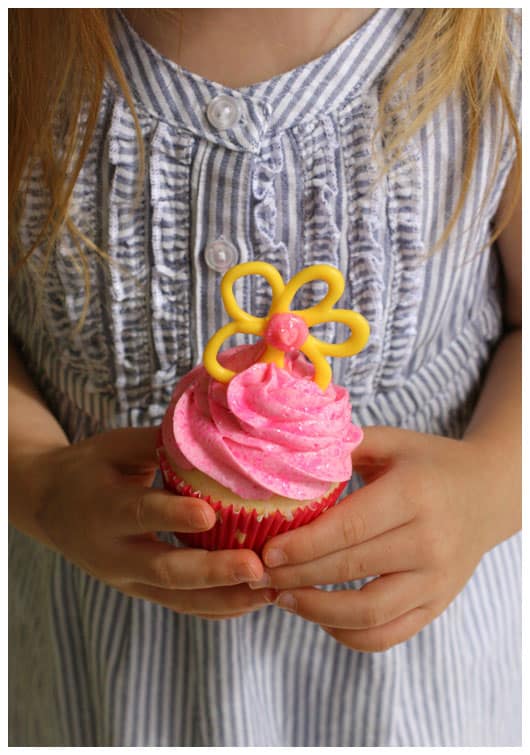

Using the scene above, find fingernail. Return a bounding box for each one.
[248,573,271,589]
[263,590,278,603]
[233,565,260,583]
[264,548,287,568]
[189,509,213,530]
[277,592,297,612]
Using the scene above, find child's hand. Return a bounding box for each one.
[256,426,508,651]
[16,427,273,619]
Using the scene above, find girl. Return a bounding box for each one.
[9,8,521,746]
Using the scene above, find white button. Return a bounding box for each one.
[204,239,239,273]
[206,95,241,130]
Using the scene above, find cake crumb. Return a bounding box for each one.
[234,530,247,544]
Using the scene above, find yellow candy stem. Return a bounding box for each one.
[300,336,332,391]
[259,344,286,369]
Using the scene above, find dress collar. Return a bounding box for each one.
[111,9,423,153]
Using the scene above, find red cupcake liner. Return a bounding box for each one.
[156,443,346,553]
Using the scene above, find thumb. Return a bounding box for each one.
[90,425,162,470]
[351,425,410,482]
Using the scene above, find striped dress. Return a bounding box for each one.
[9,8,522,746]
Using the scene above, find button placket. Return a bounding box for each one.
[204,238,239,273]
[201,94,272,153]
[206,94,242,131]
[189,138,255,362]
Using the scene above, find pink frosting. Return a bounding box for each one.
[161,342,363,501]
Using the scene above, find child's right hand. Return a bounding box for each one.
[11,426,274,619]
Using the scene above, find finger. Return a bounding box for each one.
[118,540,266,589]
[262,474,415,567]
[94,426,161,470]
[116,488,217,534]
[274,572,423,629]
[321,606,430,653]
[130,582,276,616]
[194,609,267,620]
[351,425,420,467]
[256,523,418,590]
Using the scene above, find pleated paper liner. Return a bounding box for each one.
[157,445,346,553]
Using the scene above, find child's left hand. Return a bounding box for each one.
[254,426,510,652]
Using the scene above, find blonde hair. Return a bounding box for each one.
[9,9,521,288]
[377,8,521,254]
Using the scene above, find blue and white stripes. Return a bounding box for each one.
[9,8,521,746]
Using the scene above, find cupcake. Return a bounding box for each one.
[157,262,369,553]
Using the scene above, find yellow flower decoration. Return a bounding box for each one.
[203,261,370,390]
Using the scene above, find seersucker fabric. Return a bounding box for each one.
[9,8,522,746]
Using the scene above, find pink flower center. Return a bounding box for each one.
[264,313,309,352]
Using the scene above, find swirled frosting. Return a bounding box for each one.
[161,343,363,500]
